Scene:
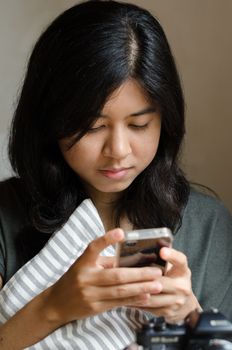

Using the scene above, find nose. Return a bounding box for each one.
[102,126,132,160]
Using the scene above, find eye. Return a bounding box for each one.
[87,125,106,133]
[129,123,149,129]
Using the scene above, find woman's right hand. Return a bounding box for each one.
[42,228,163,327]
[0,229,162,350]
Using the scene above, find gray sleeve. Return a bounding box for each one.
[203,203,232,320]
[174,192,232,321]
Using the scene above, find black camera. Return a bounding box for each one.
[126,309,232,350]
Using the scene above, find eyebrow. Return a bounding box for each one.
[99,106,157,118]
[130,106,157,117]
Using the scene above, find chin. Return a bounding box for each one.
[97,182,132,194]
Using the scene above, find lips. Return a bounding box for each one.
[101,168,129,172]
[99,167,133,179]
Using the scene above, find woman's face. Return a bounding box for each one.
[59,79,161,201]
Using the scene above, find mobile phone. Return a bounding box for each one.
[115,228,173,273]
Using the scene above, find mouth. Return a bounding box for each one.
[99,167,133,179]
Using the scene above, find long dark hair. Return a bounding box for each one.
[8,0,189,234]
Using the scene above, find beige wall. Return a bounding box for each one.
[0,1,231,212]
[141,0,232,212]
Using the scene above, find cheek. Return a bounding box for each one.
[143,142,159,162]
[61,141,101,174]
[137,131,160,161]
[60,145,86,172]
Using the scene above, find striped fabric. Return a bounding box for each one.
[0,199,149,349]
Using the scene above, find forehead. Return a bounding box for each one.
[102,79,152,114]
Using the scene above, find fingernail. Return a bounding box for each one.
[161,247,170,258]
[111,229,124,240]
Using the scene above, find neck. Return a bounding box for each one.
[93,197,133,233]
[84,185,133,232]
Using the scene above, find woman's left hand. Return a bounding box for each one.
[134,247,202,323]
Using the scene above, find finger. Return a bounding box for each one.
[86,280,162,301]
[124,343,139,350]
[135,293,176,309]
[94,293,151,312]
[77,228,124,267]
[97,256,116,268]
[83,266,163,286]
[134,292,191,312]
[160,248,189,273]
[159,275,191,294]
[154,275,175,293]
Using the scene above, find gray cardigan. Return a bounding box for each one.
[173,190,232,319]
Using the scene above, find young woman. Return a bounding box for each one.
[0,1,231,349]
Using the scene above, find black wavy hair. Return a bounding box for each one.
[8,0,189,234]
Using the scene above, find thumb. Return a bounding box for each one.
[160,247,189,276]
[77,228,124,267]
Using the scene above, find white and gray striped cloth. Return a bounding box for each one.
[0,199,149,349]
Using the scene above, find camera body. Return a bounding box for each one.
[135,309,232,350]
